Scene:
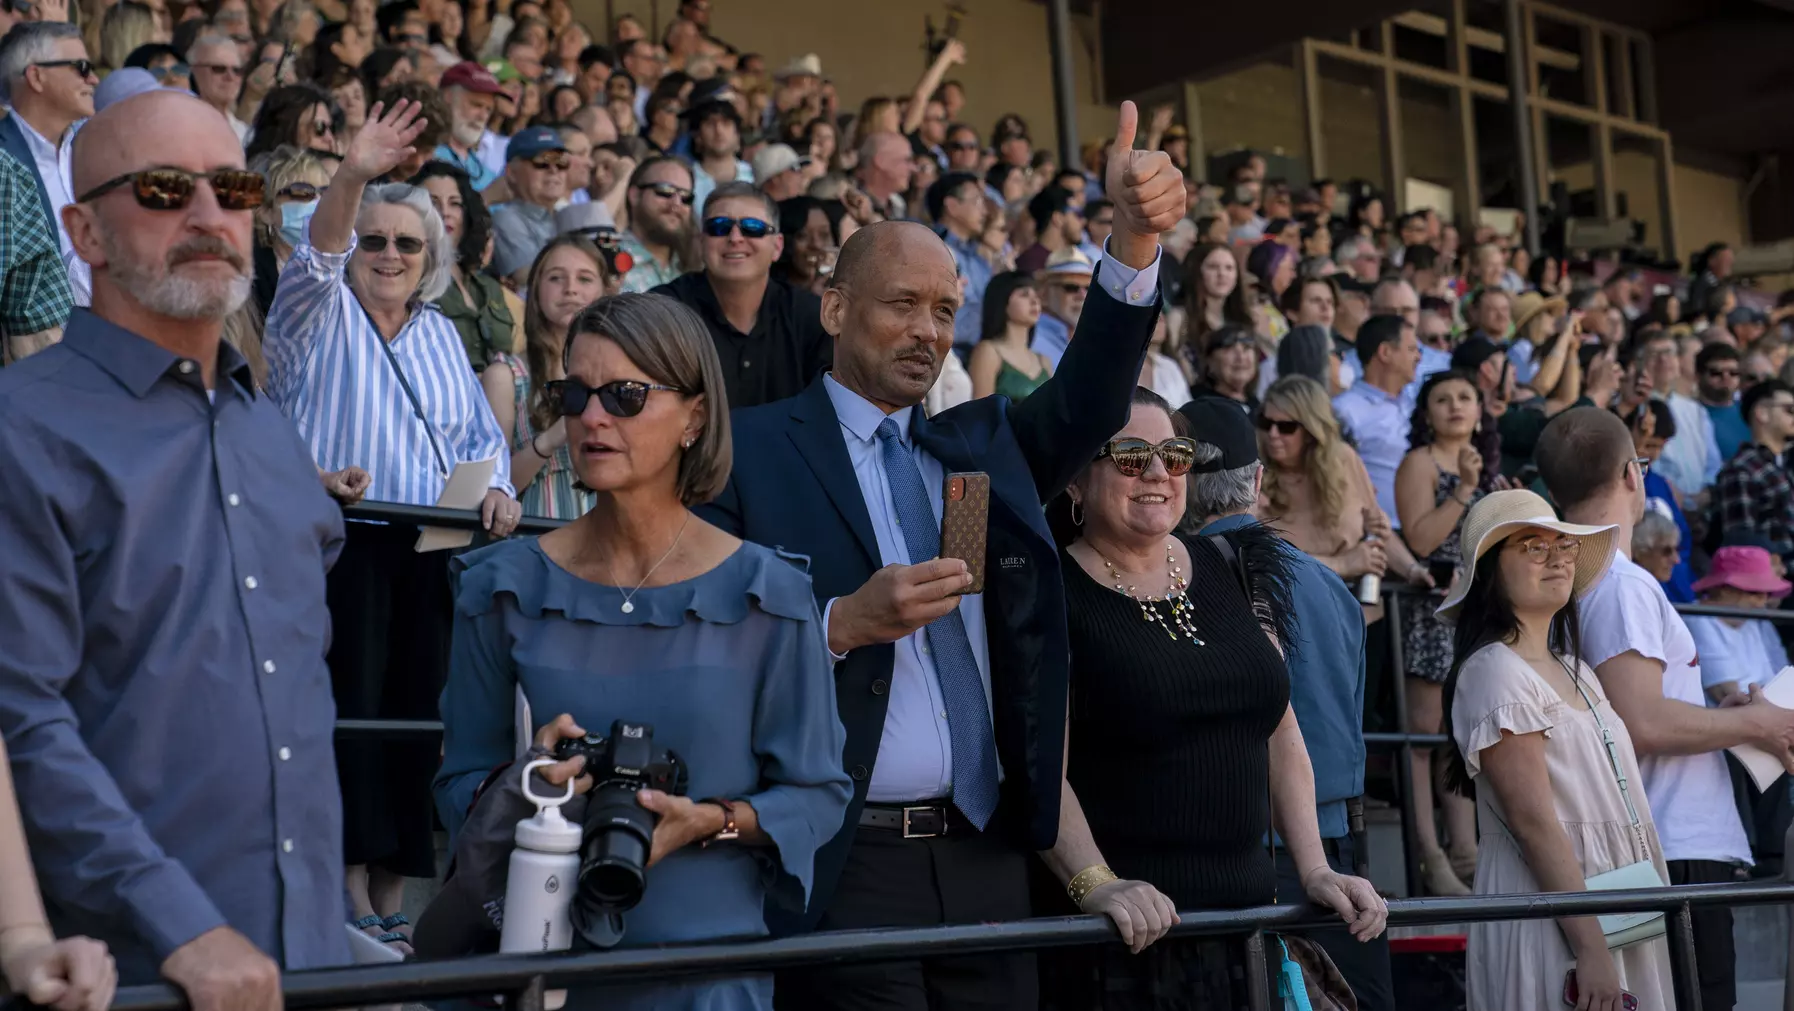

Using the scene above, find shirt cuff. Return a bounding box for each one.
[821,598,848,662]
[118,856,229,964]
[1094,238,1162,306]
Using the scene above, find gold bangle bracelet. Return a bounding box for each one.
[1066,864,1119,908]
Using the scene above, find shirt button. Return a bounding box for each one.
[178,360,195,374]
[228,493,241,507]
[263,660,277,674]
[870,679,888,695]
[282,839,294,853]
[278,747,291,761]
[940,711,949,720]
[244,576,259,590]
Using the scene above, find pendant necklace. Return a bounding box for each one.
[606,512,692,614]
[1098,540,1205,645]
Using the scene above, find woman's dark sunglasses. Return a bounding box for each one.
[278,181,322,201]
[545,379,687,418]
[357,234,425,255]
[702,215,773,239]
[76,167,265,210]
[1255,416,1305,437]
[1098,437,1197,477]
[639,181,694,205]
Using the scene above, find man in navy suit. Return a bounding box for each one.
[701,103,1186,1011]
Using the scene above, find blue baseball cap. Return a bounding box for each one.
[505,126,567,163]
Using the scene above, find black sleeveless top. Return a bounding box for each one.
[1063,528,1293,911]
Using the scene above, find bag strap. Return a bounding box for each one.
[1567,669,1646,832]
[1209,532,1286,903]
[358,297,450,478]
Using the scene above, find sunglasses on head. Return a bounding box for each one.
[545,378,687,418]
[33,58,96,78]
[1255,416,1304,437]
[640,181,694,204]
[357,233,425,255]
[77,167,265,210]
[702,215,773,239]
[1098,437,1197,477]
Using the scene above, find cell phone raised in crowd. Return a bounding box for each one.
[1562,969,1639,1011]
[939,472,990,595]
[1428,559,1456,588]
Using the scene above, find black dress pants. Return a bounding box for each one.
[775,820,1037,1011]
[1666,859,1740,1011]
[327,520,456,878]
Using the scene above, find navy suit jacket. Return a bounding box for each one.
[0,115,57,234]
[698,269,1161,931]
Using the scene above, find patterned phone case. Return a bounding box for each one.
[940,472,990,594]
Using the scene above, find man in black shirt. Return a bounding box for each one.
[652,181,831,409]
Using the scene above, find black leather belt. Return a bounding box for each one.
[858,801,957,838]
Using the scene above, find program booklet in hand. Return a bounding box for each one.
[1727,665,1794,792]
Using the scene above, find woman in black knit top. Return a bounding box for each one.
[1041,388,1386,1010]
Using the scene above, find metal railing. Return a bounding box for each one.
[90,880,1794,1011]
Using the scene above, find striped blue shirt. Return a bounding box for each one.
[264,238,514,505]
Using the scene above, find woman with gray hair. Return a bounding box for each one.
[265,99,518,955]
[436,292,851,1009]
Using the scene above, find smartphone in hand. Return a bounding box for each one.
[939,472,990,595]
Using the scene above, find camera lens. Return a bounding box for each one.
[574,785,658,912]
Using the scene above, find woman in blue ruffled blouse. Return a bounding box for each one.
[434,293,851,1011]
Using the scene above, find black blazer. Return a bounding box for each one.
[698,271,1161,931]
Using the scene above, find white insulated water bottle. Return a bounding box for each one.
[500,758,581,1010]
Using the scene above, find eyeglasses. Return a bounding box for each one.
[529,154,571,171]
[1097,437,1198,477]
[1050,281,1088,295]
[702,215,773,239]
[77,167,264,210]
[545,378,686,418]
[1747,373,1777,386]
[277,181,321,201]
[638,181,694,205]
[310,119,336,137]
[1511,535,1582,565]
[196,62,243,76]
[1255,416,1304,437]
[357,233,425,255]
[33,58,97,78]
[1631,456,1652,476]
[1705,367,1740,380]
[150,62,190,82]
[946,141,979,152]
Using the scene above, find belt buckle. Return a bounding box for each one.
[901,805,946,838]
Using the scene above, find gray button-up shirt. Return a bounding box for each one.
[0,309,350,983]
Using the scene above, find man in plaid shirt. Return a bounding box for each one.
[1713,378,1794,560]
[0,147,74,365]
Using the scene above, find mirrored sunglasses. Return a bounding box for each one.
[702,215,773,239]
[1098,437,1197,477]
[76,167,265,210]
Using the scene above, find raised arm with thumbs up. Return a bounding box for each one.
[1103,100,1187,270]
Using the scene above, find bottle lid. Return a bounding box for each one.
[516,758,584,852]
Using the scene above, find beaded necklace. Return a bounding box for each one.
[1097,540,1206,645]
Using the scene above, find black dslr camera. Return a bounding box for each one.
[554,721,688,930]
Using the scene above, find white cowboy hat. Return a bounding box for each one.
[1434,489,1619,623]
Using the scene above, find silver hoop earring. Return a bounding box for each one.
[1070,499,1084,526]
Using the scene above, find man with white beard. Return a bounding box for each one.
[0,89,354,1009]
[431,61,506,191]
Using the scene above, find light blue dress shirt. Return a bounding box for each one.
[1404,342,1452,409]
[942,229,992,349]
[1332,380,1410,523]
[1032,312,1071,368]
[692,159,755,215]
[825,246,1161,800]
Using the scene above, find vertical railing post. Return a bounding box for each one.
[1386,590,1423,898]
[1667,901,1704,1011]
[508,974,549,1011]
[1245,929,1271,1011]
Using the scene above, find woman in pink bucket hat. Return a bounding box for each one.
[1686,545,1792,704]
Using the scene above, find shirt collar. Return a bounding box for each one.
[15,113,79,153]
[1346,379,1401,405]
[63,308,256,400]
[824,372,913,446]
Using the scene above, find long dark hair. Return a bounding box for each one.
[247,83,340,160]
[524,235,608,432]
[980,271,1036,343]
[1407,369,1502,496]
[1179,242,1252,362]
[1440,546,1585,794]
[407,160,492,270]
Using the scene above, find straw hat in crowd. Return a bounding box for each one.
[1436,490,1619,622]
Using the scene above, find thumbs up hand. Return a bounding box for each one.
[1104,100,1186,269]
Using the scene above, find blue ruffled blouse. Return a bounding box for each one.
[434,537,851,1011]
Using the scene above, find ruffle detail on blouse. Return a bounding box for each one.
[1462,701,1556,778]
[450,538,817,627]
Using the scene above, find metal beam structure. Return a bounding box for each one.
[1506,0,1544,255]
[1045,0,1081,168]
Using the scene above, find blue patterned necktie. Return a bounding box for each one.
[874,418,999,829]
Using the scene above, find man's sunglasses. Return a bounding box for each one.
[34,58,97,78]
[1705,367,1740,380]
[530,154,571,171]
[1255,416,1305,437]
[638,182,694,205]
[545,379,686,418]
[77,167,264,210]
[1098,437,1197,477]
[196,62,243,77]
[357,234,425,255]
[702,215,773,239]
[946,141,979,152]
[1050,281,1088,295]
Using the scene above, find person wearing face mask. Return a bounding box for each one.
[411,159,526,373]
[249,145,332,316]
[265,101,520,953]
[652,182,830,410]
[482,236,607,518]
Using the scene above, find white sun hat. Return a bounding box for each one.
[1434,489,1619,623]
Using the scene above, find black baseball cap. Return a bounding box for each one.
[1451,336,1504,374]
[1177,397,1259,472]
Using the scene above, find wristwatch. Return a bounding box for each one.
[703,797,740,846]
